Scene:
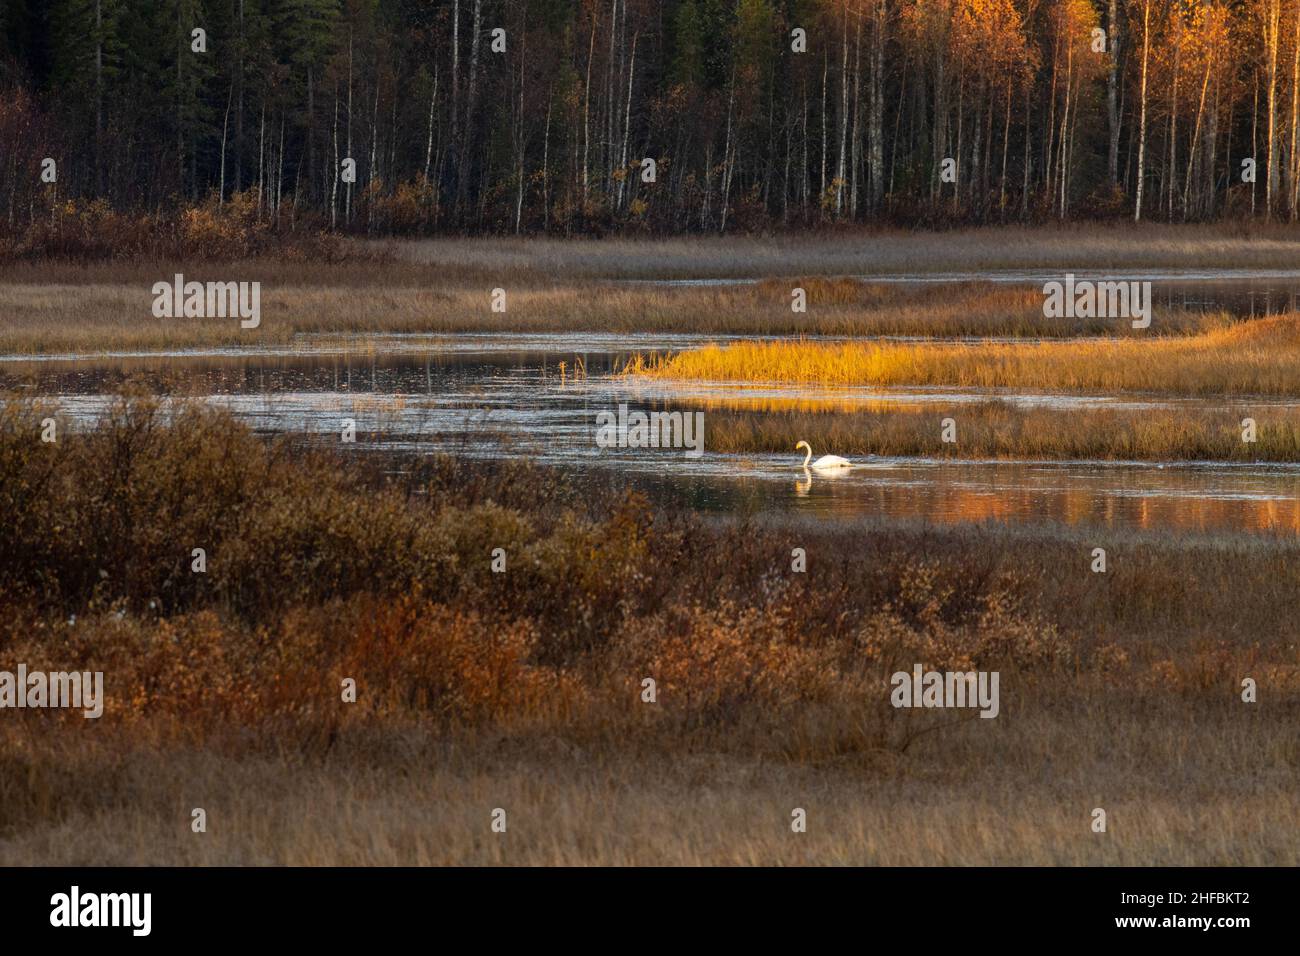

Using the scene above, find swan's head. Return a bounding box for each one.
[795,440,810,452]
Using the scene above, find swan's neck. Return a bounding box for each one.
[802,445,812,468]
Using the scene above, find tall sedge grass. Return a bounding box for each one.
[6,697,1298,865]
[637,314,1300,396]
[703,402,1300,461]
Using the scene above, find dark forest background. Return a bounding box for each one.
[0,1,1292,241]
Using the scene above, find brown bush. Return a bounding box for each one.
[0,191,348,262]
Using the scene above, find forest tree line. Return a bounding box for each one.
[0,1,1296,237]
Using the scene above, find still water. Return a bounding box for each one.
[4,333,1299,535]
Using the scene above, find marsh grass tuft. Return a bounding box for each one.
[703,402,1300,461]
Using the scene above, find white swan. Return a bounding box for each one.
[796,440,851,471]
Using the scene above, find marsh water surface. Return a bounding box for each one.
[5,332,1299,535]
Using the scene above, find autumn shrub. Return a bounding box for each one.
[341,598,581,724]
[0,598,578,733]
[0,397,665,627]
[0,192,348,262]
[371,179,439,235]
[612,600,842,723]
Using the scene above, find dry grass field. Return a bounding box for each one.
[380,222,1300,279]
[0,223,1273,354]
[5,700,1296,866]
[0,272,1224,355]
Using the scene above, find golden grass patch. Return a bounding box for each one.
[638,315,1300,396]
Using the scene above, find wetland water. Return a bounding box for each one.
[4,331,1300,535]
